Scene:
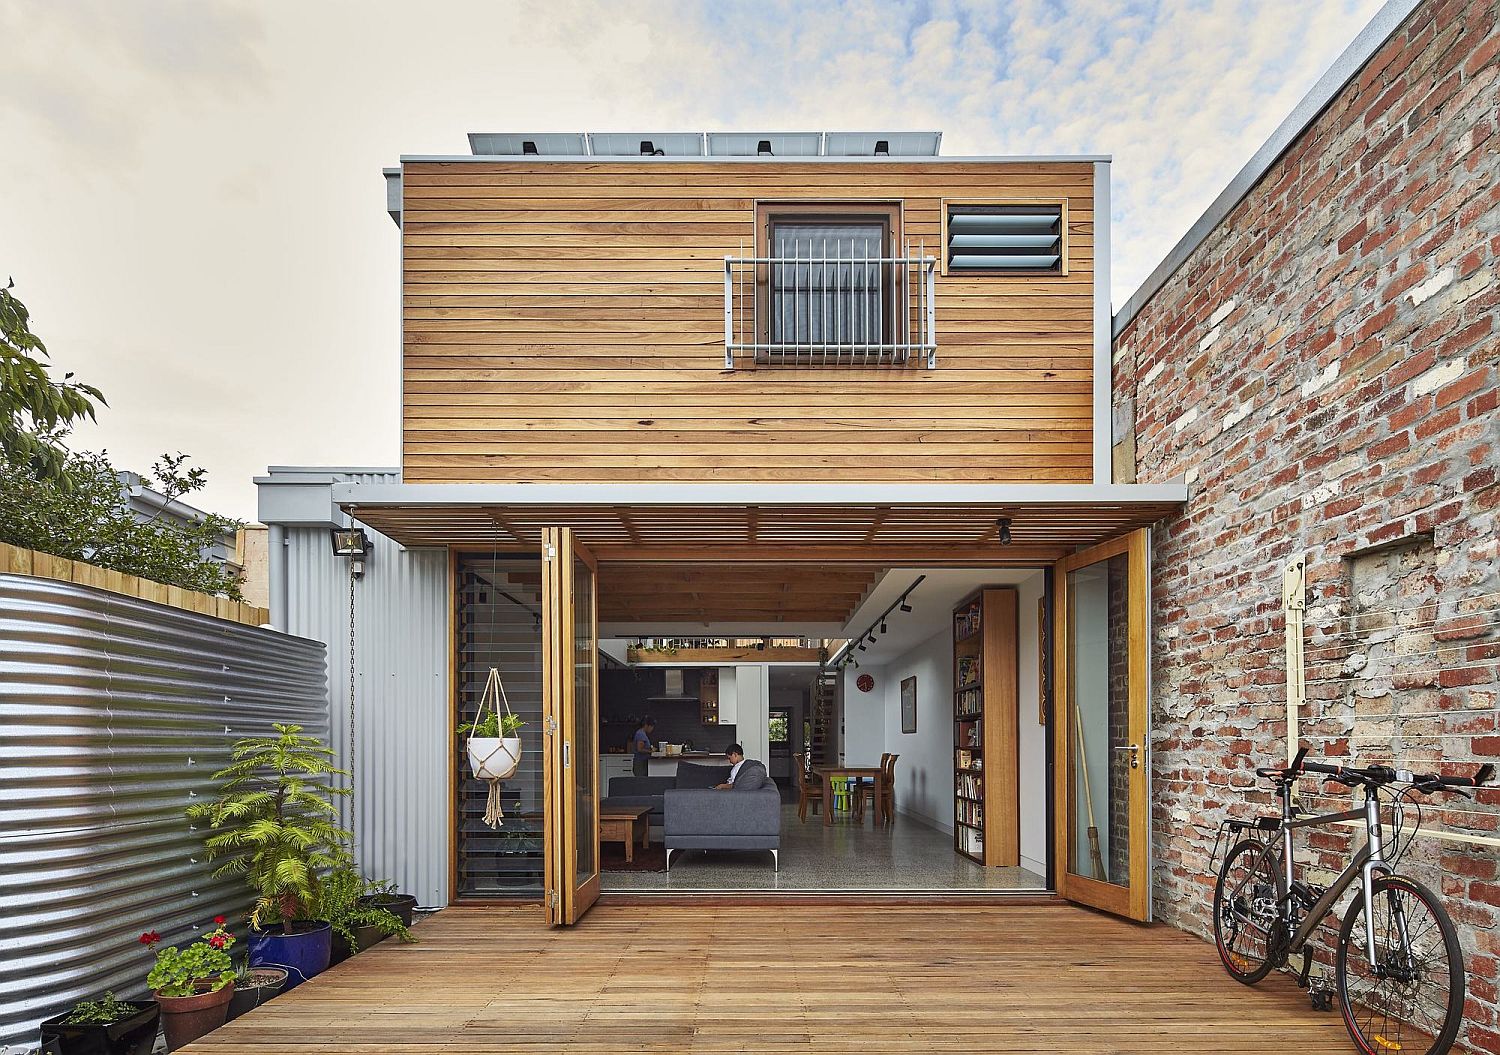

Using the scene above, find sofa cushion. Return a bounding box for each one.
[674,761,731,789]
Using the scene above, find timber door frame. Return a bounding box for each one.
[1051,528,1152,921]
[541,527,601,925]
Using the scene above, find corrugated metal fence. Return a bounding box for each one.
[0,574,327,1051]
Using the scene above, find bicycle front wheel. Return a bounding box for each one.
[1336,874,1464,1055]
[1213,838,1284,984]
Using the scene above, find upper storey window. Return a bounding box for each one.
[943,201,1067,275]
[724,203,936,370]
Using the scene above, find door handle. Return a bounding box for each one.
[1113,744,1141,769]
[564,741,571,769]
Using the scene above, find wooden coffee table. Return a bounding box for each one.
[599,805,652,863]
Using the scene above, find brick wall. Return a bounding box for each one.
[1114,1,1499,1048]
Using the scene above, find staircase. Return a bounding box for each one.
[808,661,839,767]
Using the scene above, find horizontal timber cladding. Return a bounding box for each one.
[401,160,1096,483]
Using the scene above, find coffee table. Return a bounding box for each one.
[599,804,652,863]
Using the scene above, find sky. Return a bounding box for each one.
[1,0,1386,520]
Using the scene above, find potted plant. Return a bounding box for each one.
[188,723,350,990]
[459,667,525,781]
[356,878,418,927]
[320,867,416,965]
[225,963,288,1021]
[143,921,235,1051]
[38,991,159,1055]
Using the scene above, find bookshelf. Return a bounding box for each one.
[952,587,1020,866]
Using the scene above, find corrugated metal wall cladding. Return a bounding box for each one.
[281,522,449,911]
[0,574,327,1049]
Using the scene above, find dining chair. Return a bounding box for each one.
[879,753,899,827]
[793,752,823,822]
[852,752,890,823]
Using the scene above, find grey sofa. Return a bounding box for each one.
[663,781,782,871]
[604,761,729,827]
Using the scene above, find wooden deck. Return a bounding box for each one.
[190,903,1349,1053]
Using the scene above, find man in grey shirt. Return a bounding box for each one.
[715,743,772,791]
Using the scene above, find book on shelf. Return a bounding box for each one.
[954,602,981,640]
[958,825,984,856]
[956,687,982,715]
[957,771,983,799]
[956,655,981,687]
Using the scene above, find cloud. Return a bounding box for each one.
[0,0,1383,518]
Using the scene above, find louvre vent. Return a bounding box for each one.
[945,203,1064,273]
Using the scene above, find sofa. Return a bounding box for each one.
[604,760,730,828]
[663,779,782,872]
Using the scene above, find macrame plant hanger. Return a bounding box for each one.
[472,666,521,827]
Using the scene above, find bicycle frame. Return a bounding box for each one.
[1272,777,1395,964]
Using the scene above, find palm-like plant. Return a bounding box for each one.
[188,724,351,933]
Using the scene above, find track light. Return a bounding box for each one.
[900,601,913,613]
[997,517,1013,546]
[858,641,867,651]
[880,620,888,634]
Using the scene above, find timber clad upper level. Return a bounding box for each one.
[396,141,1101,485]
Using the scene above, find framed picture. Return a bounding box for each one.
[1038,597,1049,726]
[900,676,917,734]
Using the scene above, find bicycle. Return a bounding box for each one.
[1212,746,1494,1055]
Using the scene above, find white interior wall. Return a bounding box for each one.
[878,627,954,832]
[1015,573,1047,876]
[733,664,770,767]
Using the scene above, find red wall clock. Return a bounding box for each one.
[856,673,875,693]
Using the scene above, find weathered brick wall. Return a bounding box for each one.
[1115,0,1499,1048]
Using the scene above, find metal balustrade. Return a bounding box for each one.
[723,248,937,370]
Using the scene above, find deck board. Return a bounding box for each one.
[189,903,1349,1053]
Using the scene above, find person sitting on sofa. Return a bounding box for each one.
[715,744,772,791]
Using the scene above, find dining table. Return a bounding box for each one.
[812,763,886,826]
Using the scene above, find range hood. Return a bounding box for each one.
[647,668,697,702]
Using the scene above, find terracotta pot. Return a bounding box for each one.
[154,980,234,1052]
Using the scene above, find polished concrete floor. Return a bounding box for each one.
[601,804,1049,892]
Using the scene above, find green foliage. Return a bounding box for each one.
[314,866,415,951]
[145,924,235,998]
[187,725,351,933]
[456,711,525,738]
[62,992,141,1026]
[0,279,104,484]
[0,446,244,599]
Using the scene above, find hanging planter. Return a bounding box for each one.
[457,667,526,827]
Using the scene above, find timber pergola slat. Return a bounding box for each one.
[334,481,1187,558]
[190,903,1346,1053]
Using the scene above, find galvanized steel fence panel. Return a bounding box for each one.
[0,574,327,1050]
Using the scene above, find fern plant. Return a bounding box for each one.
[188,724,351,934]
[315,866,415,951]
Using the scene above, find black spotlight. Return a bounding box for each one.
[997,517,1013,546]
[880,621,888,634]
[900,601,913,613]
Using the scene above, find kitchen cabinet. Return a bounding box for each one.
[717,667,739,724]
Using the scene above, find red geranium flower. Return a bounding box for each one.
[208,933,227,949]
[213,915,226,925]
[139,930,162,946]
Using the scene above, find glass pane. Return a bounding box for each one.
[769,222,886,345]
[572,556,596,886]
[1066,553,1132,885]
[455,555,544,897]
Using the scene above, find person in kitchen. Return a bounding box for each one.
[631,716,657,777]
[715,743,773,791]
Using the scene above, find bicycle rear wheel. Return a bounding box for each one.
[1213,838,1284,984]
[1336,874,1464,1055]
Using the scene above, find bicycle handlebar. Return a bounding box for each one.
[1254,754,1493,792]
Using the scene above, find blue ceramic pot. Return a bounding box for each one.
[247,922,332,990]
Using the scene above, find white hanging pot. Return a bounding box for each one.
[468,736,522,781]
